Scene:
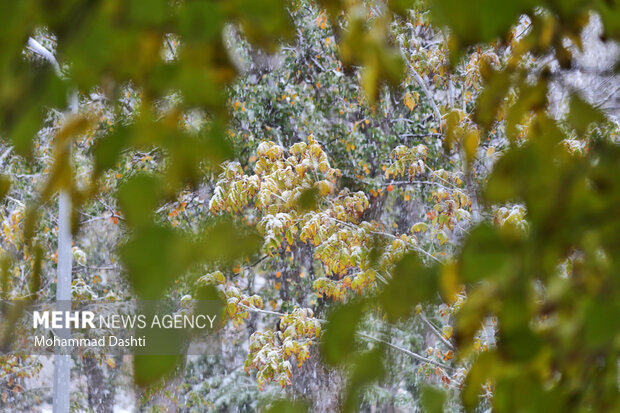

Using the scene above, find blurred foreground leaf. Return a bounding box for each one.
[263,398,308,413]
[321,301,364,366]
[342,348,385,413]
[134,354,183,387]
[380,253,438,321]
[421,385,447,413]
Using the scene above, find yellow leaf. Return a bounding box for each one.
[463,128,480,164]
[439,261,460,304]
[404,92,416,111]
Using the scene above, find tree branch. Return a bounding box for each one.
[27,37,61,76]
[327,217,442,263]
[0,147,12,168]
[239,304,454,370]
[403,57,442,123]
[357,332,454,371]
[418,314,454,350]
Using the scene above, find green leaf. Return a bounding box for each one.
[163,127,231,189]
[431,0,534,48]
[505,80,548,139]
[421,385,447,413]
[582,298,620,349]
[380,253,438,321]
[460,223,516,284]
[343,348,385,413]
[462,351,500,412]
[194,284,226,329]
[454,284,493,348]
[92,125,130,177]
[177,1,225,42]
[128,0,169,26]
[296,186,319,212]
[474,69,512,130]
[195,220,262,264]
[0,175,9,200]
[321,301,364,365]
[497,295,541,362]
[568,93,606,135]
[315,0,346,20]
[134,354,183,387]
[0,66,68,156]
[117,174,163,228]
[227,0,294,53]
[263,398,308,413]
[120,225,191,299]
[595,0,620,42]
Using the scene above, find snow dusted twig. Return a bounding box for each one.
[238,304,454,370]
[327,217,442,263]
[419,314,455,350]
[5,196,25,207]
[27,37,61,76]
[0,147,12,167]
[357,332,454,371]
[403,56,443,123]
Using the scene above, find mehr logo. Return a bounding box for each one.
[33,311,96,329]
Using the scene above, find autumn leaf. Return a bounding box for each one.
[404,92,416,111]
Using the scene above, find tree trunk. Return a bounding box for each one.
[288,347,344,413]
[84,357,115,413]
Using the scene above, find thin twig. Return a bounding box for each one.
[0,147,12,167]
[247,255,269,268]
[27,38,61,76]
[239,304,453,370]
[403,57,442,123]
[357,332,454,371]
[418,314,454,350]
[327,217,442,263]
[4,196,25,207]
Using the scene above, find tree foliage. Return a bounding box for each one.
[0,0,619,411]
